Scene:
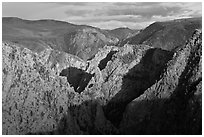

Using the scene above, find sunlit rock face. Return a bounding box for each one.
[2,29,202,135]
[120,29,202,134]
[2,42,116,135]
[2,42,74,134]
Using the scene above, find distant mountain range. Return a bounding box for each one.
[107,27,140,41]
[2,17,201,61]
[2,17,119,61]
[122,17,202,51]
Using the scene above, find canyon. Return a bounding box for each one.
[2,17,202,135]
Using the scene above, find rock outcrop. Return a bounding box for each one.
[2,41,117,135]
[120,29,202,134]
[2,29,202,135]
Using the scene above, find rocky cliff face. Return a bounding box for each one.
[2,42,84,134]
[120,29,202,134]
[2,29,202,135]
[2,41,118,134]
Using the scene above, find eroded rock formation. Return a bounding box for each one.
[2,29,202,135]
[120,29,202,134]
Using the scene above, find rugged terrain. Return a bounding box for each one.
[3,17,201,61]
[2,27,202,135]
[3,17,119,60]
[122,17,202,51]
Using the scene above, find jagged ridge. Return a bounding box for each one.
[2,29,202,135]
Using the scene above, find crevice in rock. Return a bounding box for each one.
[98,51,118,70]
[59,67,94,93]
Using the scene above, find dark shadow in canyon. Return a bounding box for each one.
[56,100,102,135]
[25,48,174,134]
[27,56,202,135]
[161,41,202,135]
[26,42,202,135]
[104,40,202,134]
[98,50,118,70]
[27,100,108,135]
[59,67,94,93]
[119,61,201,135]
[27,89,201,135]
[103,48,174,127]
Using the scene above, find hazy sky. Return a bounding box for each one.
[2,2,202,29]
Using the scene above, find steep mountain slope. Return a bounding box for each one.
[2,43,71,134]
[2,41,118,135]
[122,17,201,51]
[63,28,118,61]
[2,17,119,60]
[120,29,202,134]
[2,29,202,135]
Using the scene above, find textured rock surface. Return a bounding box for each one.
[120,29,202,134]
[2,43,73,134]
[101,44,173,126]
[2,29,202,135]
[2,41,118,135]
